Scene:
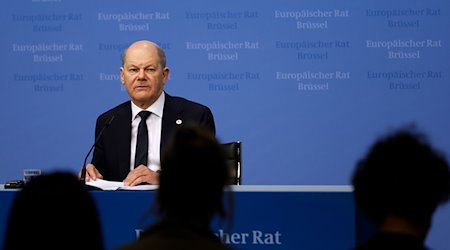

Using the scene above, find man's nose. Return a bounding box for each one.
[138,69,146,79]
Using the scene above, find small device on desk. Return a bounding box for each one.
[4,180,25,189]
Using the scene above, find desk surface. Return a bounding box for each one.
[0,184,354,192]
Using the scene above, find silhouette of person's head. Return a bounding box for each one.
[3,171,104,250]
[352,127,450,239]
[156,124,229,225]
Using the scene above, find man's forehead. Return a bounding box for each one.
[124,51,159,65]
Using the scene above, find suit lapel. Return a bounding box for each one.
[115,101,133,179]
[161,94,182,157]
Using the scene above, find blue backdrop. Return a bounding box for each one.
[1,0,450,185]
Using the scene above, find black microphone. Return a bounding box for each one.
[80,115,115,184]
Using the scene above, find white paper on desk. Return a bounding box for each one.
[86,179,158,191]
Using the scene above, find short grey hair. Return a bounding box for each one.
[121,41,167,68]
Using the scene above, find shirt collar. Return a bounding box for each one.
[131,92,165,120]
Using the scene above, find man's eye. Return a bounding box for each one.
[129,68,138,73]
[146,68,156,72]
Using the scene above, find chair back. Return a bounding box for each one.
[220,141,242,185]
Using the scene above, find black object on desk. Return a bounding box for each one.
[4,180,25,189]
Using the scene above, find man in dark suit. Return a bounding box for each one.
[83,40,215,186]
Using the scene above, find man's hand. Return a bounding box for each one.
[123,165,160,186]
[79,164,104,182]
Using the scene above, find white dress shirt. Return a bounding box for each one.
[129,92,165,172]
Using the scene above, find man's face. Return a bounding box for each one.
[120,42,169,109]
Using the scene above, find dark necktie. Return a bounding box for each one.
[135,111,151,168]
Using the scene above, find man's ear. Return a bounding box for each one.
[162,67,170,81]
[120,67,125,84]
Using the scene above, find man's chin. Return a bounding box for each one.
[133,95,155,108]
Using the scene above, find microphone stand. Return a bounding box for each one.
[80,116,115,185]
